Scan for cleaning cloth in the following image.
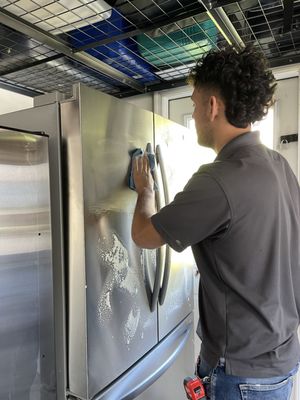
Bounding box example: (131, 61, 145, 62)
(128, 148, 156, 191)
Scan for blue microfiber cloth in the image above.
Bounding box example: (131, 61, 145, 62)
(128, 148, 156, 191)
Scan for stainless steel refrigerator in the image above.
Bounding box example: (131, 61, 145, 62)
(0, 127, 56, 399)
(0, 84, 196, 400)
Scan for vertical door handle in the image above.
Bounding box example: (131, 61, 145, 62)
(145, 143, 165, 312)
(155, 144, 171, 306)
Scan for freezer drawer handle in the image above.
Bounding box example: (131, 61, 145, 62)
(92, 315, 193, 400)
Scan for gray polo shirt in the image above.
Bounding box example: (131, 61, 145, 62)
(151, 131, 300, 378)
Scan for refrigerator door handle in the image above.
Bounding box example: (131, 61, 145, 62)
(156, 144, 171, 306)
(159, 245, 171, 306)
(146, 143, 165, 312)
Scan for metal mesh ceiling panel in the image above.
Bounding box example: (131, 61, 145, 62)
(0, 23, 58, 73)
(0, 0, 299, 97)
(1, 0, 204, 34)
(223, 0, 300, 65)
(65, 12, 219, 82)
(0, 55, 127, 95)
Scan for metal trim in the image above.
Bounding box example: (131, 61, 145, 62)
(0, 80, 42, 96)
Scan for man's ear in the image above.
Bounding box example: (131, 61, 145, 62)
(208, 95, 219, 122)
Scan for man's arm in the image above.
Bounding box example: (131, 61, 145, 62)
(131, 153, 165, 249)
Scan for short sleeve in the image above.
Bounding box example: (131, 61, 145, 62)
(151, 171, 231, 252)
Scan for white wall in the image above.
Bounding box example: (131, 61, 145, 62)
(0, 88, 33, 114)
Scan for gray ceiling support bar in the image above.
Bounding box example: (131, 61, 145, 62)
(0, 54, 64, 77)
(283, 0, 294, 33)
(0, 8, 145, 93)
(0, 80, 43, 96)
(198, 1, 245, 50)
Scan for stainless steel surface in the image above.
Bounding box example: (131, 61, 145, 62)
(0, 103, 67, 400)
(62, 85, 158, 399)
(61, 97, 88, 398)
(0, 128, 55, 399)
(154, 114, 194, 341)
(135, 314, 195, 400)
(94, 314, 193, 400)
(0, 85, 196, 400)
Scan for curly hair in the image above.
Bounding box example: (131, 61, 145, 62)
(188, 45, 277, 128)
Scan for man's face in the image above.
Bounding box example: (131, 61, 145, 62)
(191, 87, 214, 149)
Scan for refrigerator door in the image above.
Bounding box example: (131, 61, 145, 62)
(61, 85, 158, 399)
(0, 102, 67, 400)
(154, 115, 195, 340)
(0, 128, 56, 399)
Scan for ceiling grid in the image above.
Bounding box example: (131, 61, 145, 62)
(0, 0, 299, 97)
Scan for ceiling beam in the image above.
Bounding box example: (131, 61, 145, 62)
(283, 0, 294, 33)
(268, 53, 300, 68)
(0, 54, 64, 77)
(0, 80, 43, 96)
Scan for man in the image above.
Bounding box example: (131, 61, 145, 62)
(131, 45, 300, 399)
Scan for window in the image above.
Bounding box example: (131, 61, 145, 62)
(183, 114, 216, 166)
(184, 107, 274, 155)
(252, 108, 274, 149)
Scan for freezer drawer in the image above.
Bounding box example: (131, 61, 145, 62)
(94, 313, 194, 400)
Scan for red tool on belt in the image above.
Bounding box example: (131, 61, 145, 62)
(183, 376, 207, 400)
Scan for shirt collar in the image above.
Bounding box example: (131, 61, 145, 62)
(215, 131, 261, 161)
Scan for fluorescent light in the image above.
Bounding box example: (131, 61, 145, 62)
(198, 1, 245, 49)
(207, 10, 233, 46)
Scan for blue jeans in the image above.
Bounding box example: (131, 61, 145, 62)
(196, 357, 299, 400)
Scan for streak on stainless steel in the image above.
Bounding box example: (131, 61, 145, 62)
(124, 308, 141, 345)
(97, 232, 140, 326)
